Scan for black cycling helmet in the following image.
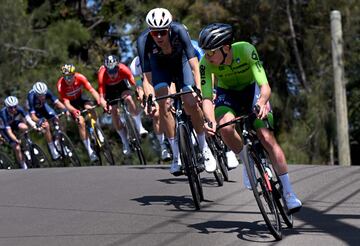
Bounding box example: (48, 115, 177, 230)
(198, 23, 233, 50)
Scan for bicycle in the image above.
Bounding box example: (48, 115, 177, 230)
(20, 129, 51, 168)
(217, 107, 293, 240)
(80, 106, 115, 166)
(108, 98, 146, 165)
(52, 112, 81, 167)
(148, 86, 205, 210)
(206, 132, 228, 185)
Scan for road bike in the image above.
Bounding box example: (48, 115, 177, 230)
(20, 129, 50, 168)
(217, 108, 293, 240)
(148, 86, 205, 210)
(109, 98, 146, 165)
(80, 106, 115, 166)
(52, 112, 81, 167)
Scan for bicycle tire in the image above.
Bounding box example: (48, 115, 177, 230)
(57, 132, 81, 167)
(207, 136, 224, 186)
(214, 137, 229, 181)
(243, 144, 282, 240)
(0, 152, 13, 169)
(124, 113, 146, 165)
(94, 125, 115, 166)
(272, 170, 294, 228)
(30, 143, 50, 168)
(213, 167, 224, 186)
(178, 124, 203, 210)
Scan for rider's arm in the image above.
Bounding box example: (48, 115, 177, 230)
(247, 43, 271, 118)
(63, 99, 79, 115)
(6, 128, 19, 143)
(120, 64, 136, 87)
(142, 72, 155, 97)
(79, 73, 106, 108)
(97, 66, 106, 98)
(188, 57, 201, 89)
(30, 112, 40, 123)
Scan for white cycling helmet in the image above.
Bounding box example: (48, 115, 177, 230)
(146, 8, 172, 29)
(4, 96, 19, 107)
(104, 55, 119, 70)
(33, 81, 48, 95)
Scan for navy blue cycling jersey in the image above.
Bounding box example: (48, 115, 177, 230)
(136, 22, 197, 73)
(0, 106, 28, 129)
(27, 89, 58, 114)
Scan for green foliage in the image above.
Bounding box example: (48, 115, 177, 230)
(0, 0, 359, 165)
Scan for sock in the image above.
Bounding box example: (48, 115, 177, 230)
(82, 138, 93, 156)
(168, 137, 179, 161)
(117, 129, 128, 146)
(279, 173, 294, 195)
(47, 142, 59, 156)
(156, 134, 165, 145)
(197, 132, 208, 150)
(132, 113, 143, 131)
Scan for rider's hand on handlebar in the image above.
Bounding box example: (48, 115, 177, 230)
(104, 103, 112, 114)
(255, 103, 269, 120)
(71, 109, 81, 119)
(204, 120, 217, 136)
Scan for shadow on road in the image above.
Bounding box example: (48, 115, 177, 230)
(131, 195, 198, 210)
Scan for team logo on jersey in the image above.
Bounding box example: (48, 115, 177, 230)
(200, 65, 206, 78)
(251, 50, 259, 61)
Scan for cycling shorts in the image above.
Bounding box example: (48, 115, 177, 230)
(69, 94, 93, 110)
(214, 83, 274, 129)
(105, 81, 131, 106)
(34, 104, 57, 120)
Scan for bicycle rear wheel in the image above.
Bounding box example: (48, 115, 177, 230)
(30, 143, 50, 168)
(178, 124, 203, 210)
(243, 144, 282, 240)
(95, 125, 115, 166)
(125, 113, 146, 165)
(57, 132, 81, 167)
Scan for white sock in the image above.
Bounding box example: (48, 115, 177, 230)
(117, 129, 128, 146)
(82, 138, 93, 156)
(48, 142, 58, 156)
(197, 132, 207, 150)
(132, 113, 143, 131)
(279, 173, 294, 195)
(168, 137, 179, 161)
(156, 134, 165, 145)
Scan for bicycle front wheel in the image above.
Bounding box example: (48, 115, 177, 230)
(125, 113, 146, 165)
(57, 132, 81, 167)
(30, 143, 50, 168)
(178, 124, 203, 210)
(95, 125, 115, 166)
(243, 144, 282, 240)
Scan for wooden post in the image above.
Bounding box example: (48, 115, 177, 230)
(330, 10, 351, 166)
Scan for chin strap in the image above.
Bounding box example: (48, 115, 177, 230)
(219, 47, 228, 65)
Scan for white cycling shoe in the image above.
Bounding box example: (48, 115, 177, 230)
(160, 144, 172, 161)
(170, 158, 182, 176)
(284, 192, 302, 214)
(226, 151, 239, 169)
(202, 146, 216, 173)
(138, 126, 148, 138)
(122, 144, 131, 156)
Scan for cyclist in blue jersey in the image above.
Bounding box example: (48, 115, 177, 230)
(27, 81, 69, 160)
(0, 96, 39, 169)
(137, 8, 216, 175)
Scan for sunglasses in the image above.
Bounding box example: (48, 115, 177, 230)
(150, 29, 169, 37)
(205, 47, 222, 57)
(64, 75, 74, 81)
(8, 106, 17, 110)
(107, 68, 118, 76)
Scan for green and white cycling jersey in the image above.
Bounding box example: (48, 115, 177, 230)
(200, 41, 268, 99)
(200, 41, 273, 129)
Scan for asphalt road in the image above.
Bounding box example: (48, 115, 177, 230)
(0, 164, 359, 246)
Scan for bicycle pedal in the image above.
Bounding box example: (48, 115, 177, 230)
(196, 163, 205, 173)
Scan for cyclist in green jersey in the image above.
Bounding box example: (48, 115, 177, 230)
(198, 23, 301, 213)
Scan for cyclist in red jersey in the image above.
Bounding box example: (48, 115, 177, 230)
(98, 55, 148, 156)
(57, 64, 107, 162)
